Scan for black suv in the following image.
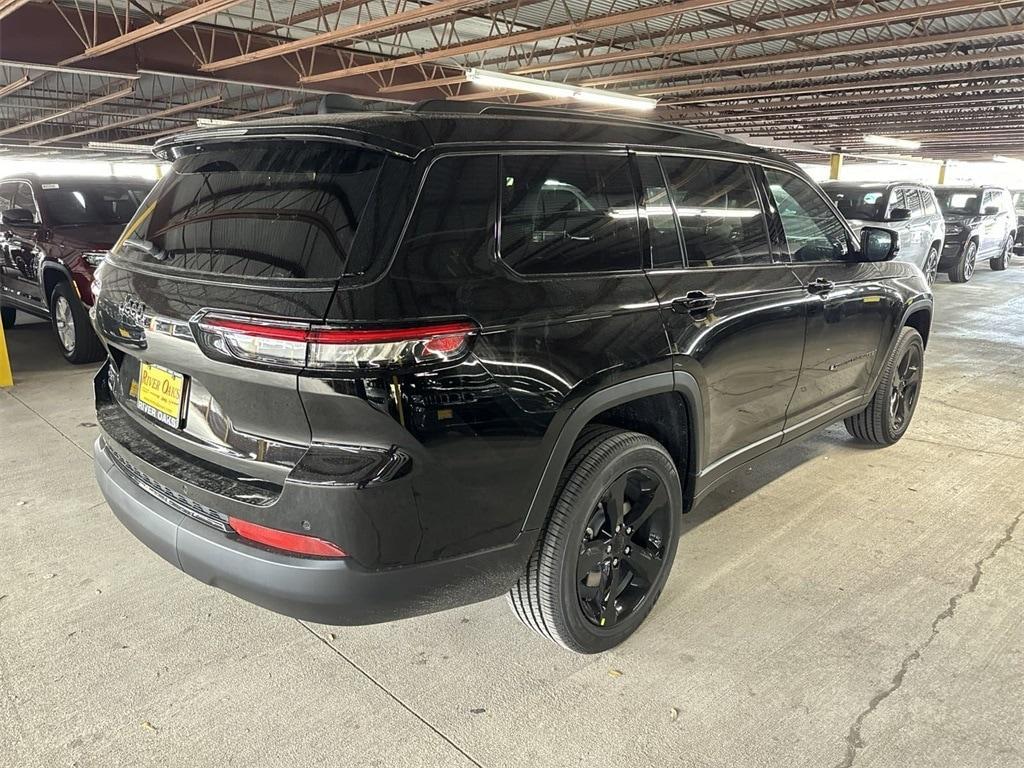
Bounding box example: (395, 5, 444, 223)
(0, 175, 152, 362)
(91, 104, 931, 653)
(933, 185, 1017, 282)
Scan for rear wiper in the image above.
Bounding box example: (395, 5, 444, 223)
(123, 236, 166, 260)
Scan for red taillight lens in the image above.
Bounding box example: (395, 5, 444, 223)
(194, 314, 477, 372)
(228, 516, 347, 558)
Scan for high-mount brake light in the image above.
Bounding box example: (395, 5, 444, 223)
(227, 516, 347, 558)
(194, 314, 477, 371)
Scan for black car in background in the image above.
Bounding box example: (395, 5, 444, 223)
(91, 103, 932, 653)
(1012, 191, 1024, 255)
(0, 175, 153, 362)
(932, 185, 1016, 282)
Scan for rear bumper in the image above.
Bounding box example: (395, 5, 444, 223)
(95, 436, 533, 625)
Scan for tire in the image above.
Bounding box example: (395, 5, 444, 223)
(508, 427, 682, 653)
(49, 281, 105, 365)
(1, 305, 14, 329)
(989, 237, 1013, 271)
(844, 327, 924, 446)
(923, 245, 940, 285)
(947, 240, 977, 283)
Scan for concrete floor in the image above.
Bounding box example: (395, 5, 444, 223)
(2, 265, 1023, 768)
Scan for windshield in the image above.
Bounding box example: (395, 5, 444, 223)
(110, 140, 387, 281)
(825, 187, 887, 221)
(41, 183, 151, 227)
(935, 189, 981, 216)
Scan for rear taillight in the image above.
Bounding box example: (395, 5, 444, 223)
(228, 516, 347, 558)
(193, 313, 477, 372)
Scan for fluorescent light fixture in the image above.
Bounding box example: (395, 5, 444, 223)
(993, 154, 1024, 163)
(87, 141, 153, 154)
(196, 117, 238, 127)
(863, 134, 922, 150)
(465, 68, 657, 111)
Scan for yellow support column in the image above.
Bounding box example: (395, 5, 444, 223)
(829, 153, 844, 180)
(938, 161, 948, 185)
(0, 319, 12, 388)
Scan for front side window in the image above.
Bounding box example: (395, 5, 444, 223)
(111, 140, 386, 280)
(765, 169, 851, 263)
(826, 187, 886, 222)
(13, 183, 37, 219)
(935, 189, 981, 216)
(500, 153, 640, 275)
(0, 182, 16, 212)
(660, 156, 770, 268)
(921, 190, 938, 216)
(40, 183, 150, 227)
(982, 189, 999, 212)
(903, 188, 923, 216)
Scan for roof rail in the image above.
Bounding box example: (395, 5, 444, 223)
(410, 99, 727, 141)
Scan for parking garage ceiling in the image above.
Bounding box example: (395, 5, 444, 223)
(0, 0, 1022, 161)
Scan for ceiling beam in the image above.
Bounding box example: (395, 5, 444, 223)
(511, 0, 1023, 76)
(201, 0, 492, 72)
(0, 85, 134, 138)
(299, 0, 739, 84)
(30, 95, 224, 146)
(61, 0, 246, 65)
(578, 23, 1024, 88)
(0, 75, 32, 100)
(0, 0, 30, 22)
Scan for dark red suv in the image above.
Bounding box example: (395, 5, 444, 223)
(0, 175, 152, 363)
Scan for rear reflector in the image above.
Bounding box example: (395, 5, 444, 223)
(228, 516, 347, 558)
(194, 314, 477, 372)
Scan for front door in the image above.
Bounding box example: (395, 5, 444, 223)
(762, 167, 897, 433)
(636, 153, 807, 478)
(0, 182, 44, 310)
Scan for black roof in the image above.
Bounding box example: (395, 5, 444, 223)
(155, 100, 783, 163)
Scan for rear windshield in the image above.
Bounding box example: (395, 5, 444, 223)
(935, 189, 981, 216)
(825, 187, 887, 221)
(41, 183, 151, 227)
(111, 140, 386, 281)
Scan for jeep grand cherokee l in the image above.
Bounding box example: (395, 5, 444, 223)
(91, 103, 931, 653)
(933, 185, 1016, 282)
(0, 175, 152, 362)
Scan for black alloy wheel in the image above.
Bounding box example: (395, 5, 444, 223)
(949, 241, 977, 283)
(576, 467, 674, 629)
(889, 343, 922, 432)
(844, 326, 925, 445)
(508, 427, 681, 653)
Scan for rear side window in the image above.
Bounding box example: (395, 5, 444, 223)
(659, 156, 771, 268)
(40, 183, 150, 227)
(111, 140, 385, 281)
(500, 153, 640, 274)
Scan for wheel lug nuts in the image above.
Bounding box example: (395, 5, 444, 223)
(606, 544, 613, 554)
(625, 527, 632, 535)
(612, 558, 619, 566)
(615, 524, 621, 533)
(624, 546, 631, 555)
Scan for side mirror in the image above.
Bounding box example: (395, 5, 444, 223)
(888, 207, 911, 222)
(859, 226, 899, 262)
(1, 208, 35, 227)
(983, 205, 1000, 216)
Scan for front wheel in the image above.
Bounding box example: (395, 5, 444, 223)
(948, 241, 977, 283)
(990, 236, 1013, 271)
(844, 327, 924, 446)
(923, 245, 940, 285)
(508, 428, 682, 653)
(49, 282, 105, 364)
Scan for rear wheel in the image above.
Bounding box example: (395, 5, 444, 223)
(923, 245, 940, 285)
(49, 282, 104, 365)
(948, 240, 977, 283)
(989, 236, 1013, 271)
(844, 327, 924, 446)
(1, 305, 14, 329)
(508, 427, 681, 653)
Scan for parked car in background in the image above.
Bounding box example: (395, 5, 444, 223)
(932, 185, 1016, 282)
(0, 175, 153, 363)
(1012, 190, 1024, 256)
(91, 104, 932, 653)
(822, 181, 944, 284)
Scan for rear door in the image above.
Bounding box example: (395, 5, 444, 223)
(762, 167, 896, 433)
(636, 153, 807, 477)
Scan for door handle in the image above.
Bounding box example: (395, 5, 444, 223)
(806, 278, 835, 295)
(672, 291, 717, 317)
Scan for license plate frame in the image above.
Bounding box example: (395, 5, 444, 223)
(136, 362, 188, 429)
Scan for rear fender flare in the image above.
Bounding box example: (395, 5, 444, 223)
(521, 371, 703, 532)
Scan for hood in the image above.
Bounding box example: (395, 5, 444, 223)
(49, 222, 126, 250)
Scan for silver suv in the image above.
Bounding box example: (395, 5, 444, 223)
(823, 182, 945, 284)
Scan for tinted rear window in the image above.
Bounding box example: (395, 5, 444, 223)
(111, 140, 386, 281)
(826, 187, 887, 221)
(41, 183, 151, 227)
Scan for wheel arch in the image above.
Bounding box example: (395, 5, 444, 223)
(904, 304, 932, 348)
(521, 372, 703, 532)
(39, 262, 74, 305)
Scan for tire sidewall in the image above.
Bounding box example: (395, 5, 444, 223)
(548, 441, 681, 652)
(49, 282, 93, 363)
(878, 329, 925, 442)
